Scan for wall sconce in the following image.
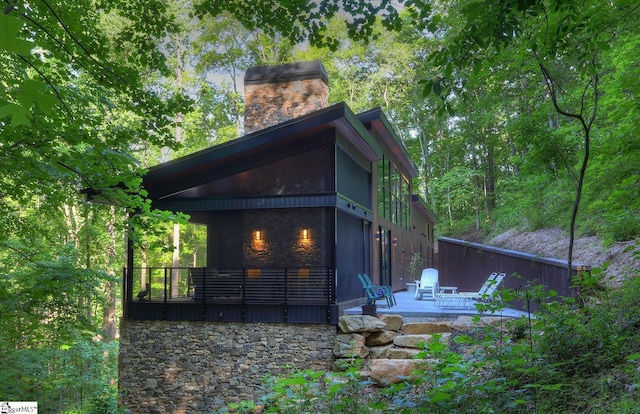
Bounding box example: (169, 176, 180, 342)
(254, 230, 263, 241)
(375, 231, 380, 241)
(393, 237, 398, 247)
(302, 229, 309, 240)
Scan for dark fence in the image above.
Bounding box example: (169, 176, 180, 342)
(123, 266, 337, 324)
(436, 237, 591, 311)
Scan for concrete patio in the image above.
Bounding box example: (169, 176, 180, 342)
(344, 289, 531, 319)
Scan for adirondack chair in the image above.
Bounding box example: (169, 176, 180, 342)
(414, 268, 439, 300)
(358, 273, 396, 307)
(435, 272, 507, 308)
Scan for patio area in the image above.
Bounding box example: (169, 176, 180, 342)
(344, 289, 531, 319)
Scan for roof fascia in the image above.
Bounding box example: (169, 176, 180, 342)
(358, 107, 418, 178)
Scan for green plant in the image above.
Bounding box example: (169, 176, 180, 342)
(218, 268, 640, 413)
(406, 252, 424, 282)
(251, 367, 377, 413)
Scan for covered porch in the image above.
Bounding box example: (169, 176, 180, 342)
(124, 266, 338, 323)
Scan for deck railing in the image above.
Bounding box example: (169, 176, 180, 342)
(123, 266, 337, 323)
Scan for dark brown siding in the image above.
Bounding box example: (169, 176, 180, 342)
(437, 237, 588, 310)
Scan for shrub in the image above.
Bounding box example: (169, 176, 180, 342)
(221, 267, 640, 413)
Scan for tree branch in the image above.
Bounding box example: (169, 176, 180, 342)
(17, 55, 73, 119)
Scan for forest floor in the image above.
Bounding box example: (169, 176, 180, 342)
(472, 227, 640, 287)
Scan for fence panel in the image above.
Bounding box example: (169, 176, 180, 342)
(437, 237, 590, 310)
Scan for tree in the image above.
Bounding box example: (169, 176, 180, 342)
(421, 0, 640, 276)
(0, 1, 188, 410)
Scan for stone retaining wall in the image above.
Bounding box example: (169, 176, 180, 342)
(335, 314, 515, 386)
(118, 315, 515, 413)
(118, 320, 336, 413)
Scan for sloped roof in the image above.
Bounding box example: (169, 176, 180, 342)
(412, 194, 439, 225)
(358, 107, 419, 179)
(143, 102, 381, 200)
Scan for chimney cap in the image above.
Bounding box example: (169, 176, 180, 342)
(244, 60, 328, 86)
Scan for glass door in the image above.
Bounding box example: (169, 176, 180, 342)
(379, 227, 391, 287)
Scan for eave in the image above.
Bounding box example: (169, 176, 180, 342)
(412, 194, 439, 225)
(143, 102, 381, 200)
(357, 107, 419, 178)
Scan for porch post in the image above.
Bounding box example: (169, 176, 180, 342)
(124, 220, 134, 319)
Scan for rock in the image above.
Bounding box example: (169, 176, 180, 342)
(338, 315, 386, 333)
(334, 333, 368, 358)
(393, 333, 451, 349)
(452, 315, 511, 331)
(481, 317, 510, 330)
(452, 316, 480, 331)
(368, 344, 393, 359)
(144, 378, 158, 389)
(385, 347, 422, 359)
(369, 359, 421, 385)
(366, 330, 396, 346)
(402, 321, 452, 334)
(378, 314, 404, 331)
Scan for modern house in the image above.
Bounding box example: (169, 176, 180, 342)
(115, 61, 437, 412)
(123, 60, 437, 324)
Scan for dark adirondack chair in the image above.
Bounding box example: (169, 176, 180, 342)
(357, 273, 396, 307)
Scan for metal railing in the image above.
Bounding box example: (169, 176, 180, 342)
(123, 266, 336, 323)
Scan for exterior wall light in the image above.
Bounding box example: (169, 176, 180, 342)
(302, 229, 309, 240)
(254, 230, 262, 241)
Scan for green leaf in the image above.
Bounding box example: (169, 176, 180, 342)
(473, 60, 483, 75)
(462, 1, 485, 22)
(0, 103, 32, 127)
(431, 390, 452, 402)
(0, 13, 33, 54)
(444, 62, 453, 78)
(433, 80, 442, 96)
(626, 352, 640, 362)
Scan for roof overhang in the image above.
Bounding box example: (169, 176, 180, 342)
(358, 107, 419, 178)
(412, 194, 439, 225)
(143, 102, 381, 200)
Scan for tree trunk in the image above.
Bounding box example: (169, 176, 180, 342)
(538, 62, 598, 282)
(103, 206, 118, 341)
(171, 223, 180, 298)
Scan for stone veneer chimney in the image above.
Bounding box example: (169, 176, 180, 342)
(243, 60, 329, 134)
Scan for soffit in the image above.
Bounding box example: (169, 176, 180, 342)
(144, 103, 381, 200)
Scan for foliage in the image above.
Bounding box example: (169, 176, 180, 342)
(406, 252, 424, 282)
(2, 0, 640, 411)
(232, 367, 379, 414)
(225, 270, 640, 413)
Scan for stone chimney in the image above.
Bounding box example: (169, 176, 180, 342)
(244, 60, 329, 134)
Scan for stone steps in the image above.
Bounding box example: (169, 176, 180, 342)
(335, 314, 516, 385)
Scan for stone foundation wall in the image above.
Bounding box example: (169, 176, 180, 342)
(118, 320, 336, 413)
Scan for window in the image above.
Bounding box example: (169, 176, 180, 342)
(378, 158, 389, 220)
(402, 177, 410, 229)
(378, 157, 410, 228)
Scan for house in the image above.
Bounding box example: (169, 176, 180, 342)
(115, 61, 437, 411)
(121, 60, 437, 325)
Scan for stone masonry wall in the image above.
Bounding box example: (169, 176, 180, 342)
(118, 320, 336, 413)
(244, 78, 329, 134)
